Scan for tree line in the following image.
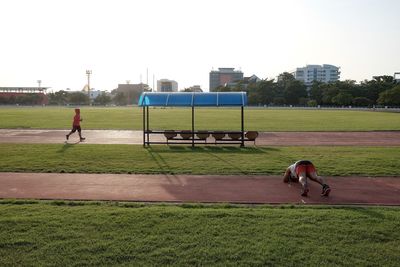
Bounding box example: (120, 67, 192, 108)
(47, 90, 140, 106)
(214, 73, 400, 107)
(47, 91, 113, 106)
(1, 73, 399, 106)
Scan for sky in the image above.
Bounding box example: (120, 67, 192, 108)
(0, 0, 399, 92)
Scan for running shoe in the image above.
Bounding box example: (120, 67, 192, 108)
(301, 187, 309, 197)
(321, 185, 331, 197)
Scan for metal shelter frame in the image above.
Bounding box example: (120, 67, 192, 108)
(138, 92, 248, 147)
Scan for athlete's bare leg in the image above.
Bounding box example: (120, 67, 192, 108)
(298, 171, 309, 196)
(308, 170, 331, 196)
(307, 171, 325, 186)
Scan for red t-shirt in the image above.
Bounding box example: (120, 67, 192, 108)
(73, 114, 81, 126)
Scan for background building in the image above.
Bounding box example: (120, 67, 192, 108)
(291, 64, 340, 86)
(157, 79, 178, 92)
(82, 85, 109, 101)
(395, 72, 400, 84)
(182, 85, 203, 92)
(209, 68, 244, 91)
(111, 83, 149, 104)
(225, 75, 261, 89)
(0, 87, 49, 105)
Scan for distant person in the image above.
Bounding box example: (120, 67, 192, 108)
(66, 108, 85, 142)
(283, 160, 331, 197)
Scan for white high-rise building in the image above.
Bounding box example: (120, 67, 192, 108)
(291, 64, 340, 86)
(157, 79, 178, 92)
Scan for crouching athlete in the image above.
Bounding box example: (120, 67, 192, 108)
(283, 160, 331, 197)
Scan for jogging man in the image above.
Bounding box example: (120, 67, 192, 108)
(283, 160, 331, 197)
(66, 108, 85, 142)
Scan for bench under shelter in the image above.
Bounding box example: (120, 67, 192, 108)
(138, 91, 258, 147)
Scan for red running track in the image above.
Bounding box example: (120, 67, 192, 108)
(0, 173, 399, 205)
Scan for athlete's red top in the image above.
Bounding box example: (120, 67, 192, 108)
(73, 109, 81, 126)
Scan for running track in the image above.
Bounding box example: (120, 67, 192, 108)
(1, 129, 399, 205)
(0, 173, 399, 205)
(1, 129, 400, 146)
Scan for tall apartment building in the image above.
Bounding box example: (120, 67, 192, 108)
(291, 64, 340, 86)
(209, 68, 244, 91)
(157, 79, 178, 92)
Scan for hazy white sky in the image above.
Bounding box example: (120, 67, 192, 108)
(0, 0, 399, 91)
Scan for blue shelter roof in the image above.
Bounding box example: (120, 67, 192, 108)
(138, 92, 247, 107)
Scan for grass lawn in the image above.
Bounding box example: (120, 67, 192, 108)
(0, 144, 399, 176)
(0, 201, 399, 266)
(1, 106, 400, 131)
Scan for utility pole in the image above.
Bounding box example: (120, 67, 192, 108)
(86, 70, 92, 102)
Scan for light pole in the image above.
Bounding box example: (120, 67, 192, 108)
(86, 70, 92, 103)
(37, 80, 42, 92)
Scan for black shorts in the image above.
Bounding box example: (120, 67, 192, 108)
(71, 125, 81, 133)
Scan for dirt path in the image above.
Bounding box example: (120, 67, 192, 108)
(0, 173, 399, 205)
(1, 129, 400, 146)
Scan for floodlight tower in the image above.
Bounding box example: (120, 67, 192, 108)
(37, 80, 42, 93)
(86, 70, 92, 98)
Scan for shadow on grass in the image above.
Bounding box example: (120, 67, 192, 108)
(203, 149, 248, 174)
(146, 147, 173, 174)
(57, 142, 79, 153)
(144, 146, 256, 175)
(150, 145, 279, 154)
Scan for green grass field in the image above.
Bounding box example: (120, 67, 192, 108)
(0, 201, 399, 266)
(0, 144, 399, 176)
(2, 107, 400, 266)
(1, 106, 400, 131)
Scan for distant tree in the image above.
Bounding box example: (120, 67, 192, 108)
(277, 72, 296, 87)
(361, 76, 395, 104)
(307, 100, 318, 107)
(68, 92, 90, 105)
(113, 92, 128, 106)
(332, 92, 353, 106)
(93, 93, 112, 106)
(272, 97, 286, 105)
(247, 79, 276, 105)
(298, 97, 309, 106)
(377, 85, 400, 106)
(48, 90, 69, 105)
(352, 97, 373, 107)
(321, 86, 340, 105)
(283, 80, 307, 105)
(213, 86, 231, 92)
(372, 75, 394, 83)
(309, 81, 324, 104)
